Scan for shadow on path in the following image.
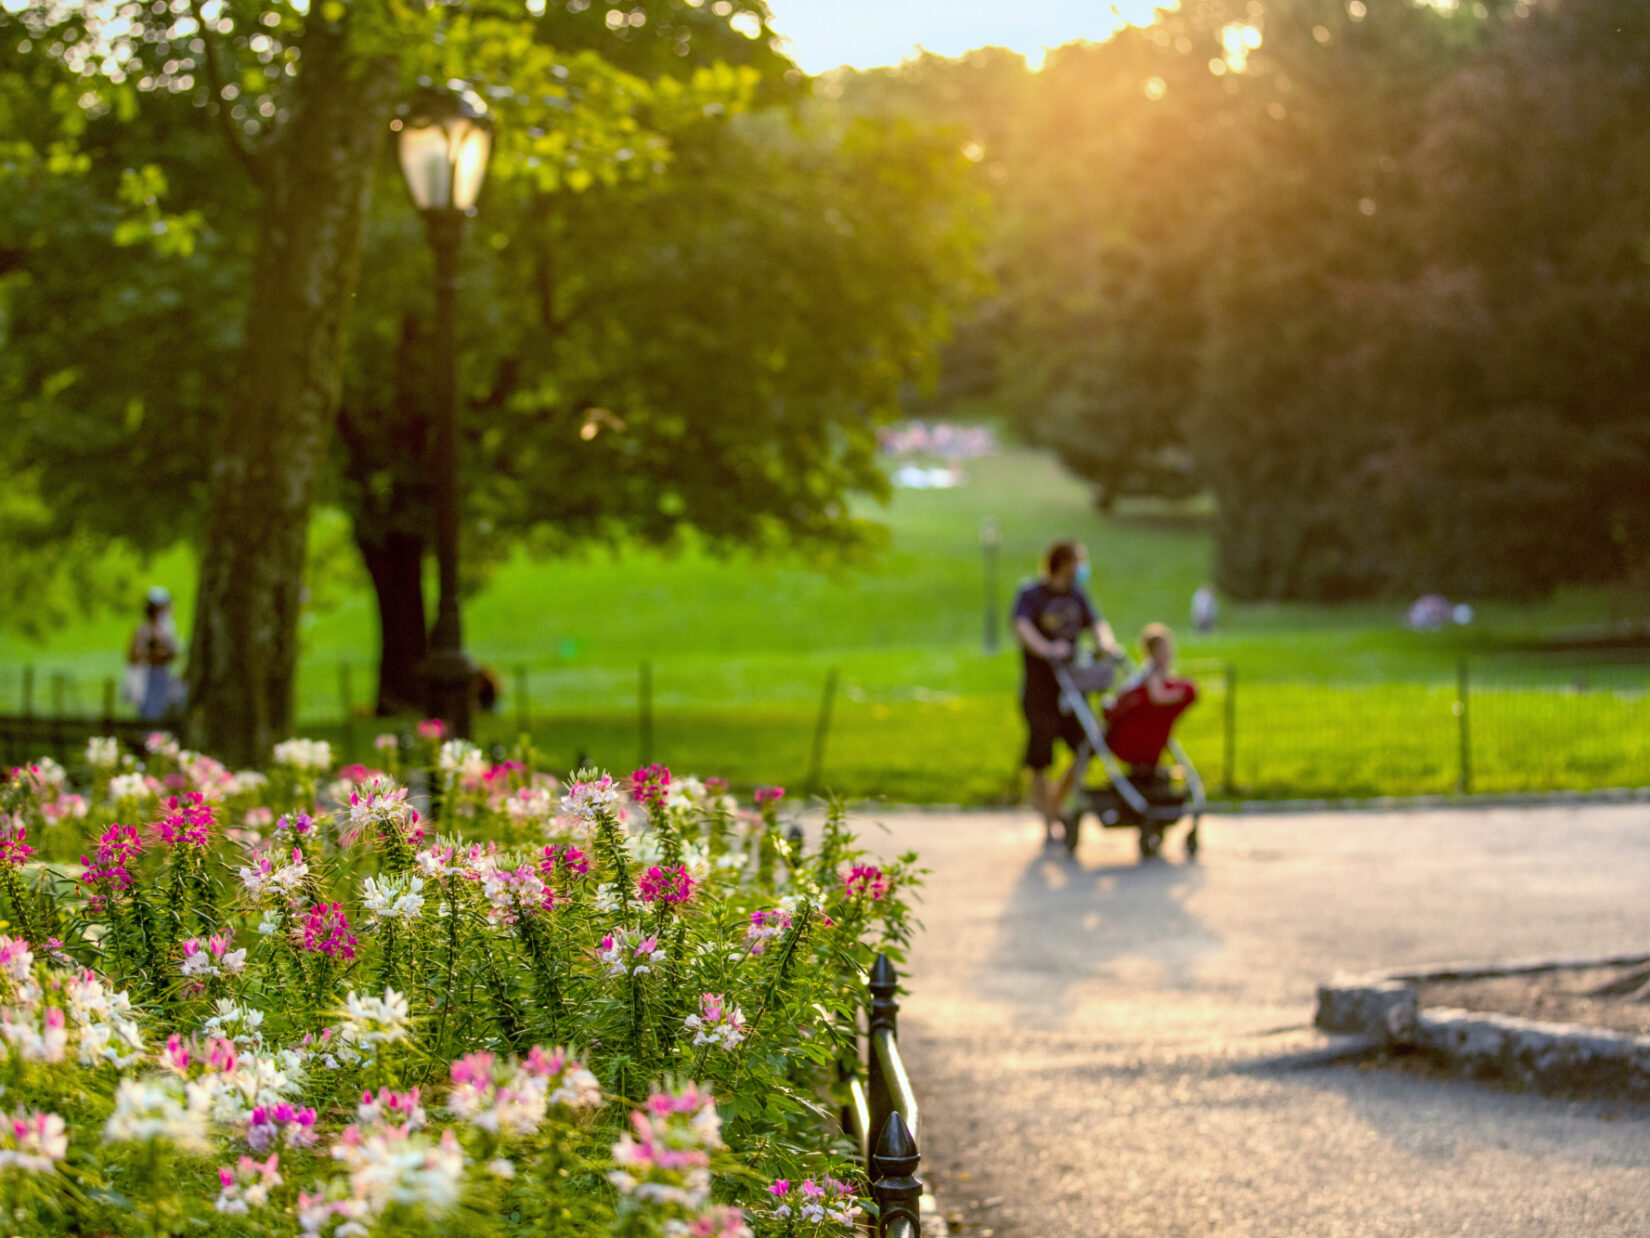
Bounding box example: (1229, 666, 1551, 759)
(978, 848, 1224, 1026)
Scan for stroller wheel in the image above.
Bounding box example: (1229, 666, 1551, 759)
(1185, 824, 1201, 859)
(1138, 827, 1162, 860)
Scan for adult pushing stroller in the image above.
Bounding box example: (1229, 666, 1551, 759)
(1052, 657, 1206, 860)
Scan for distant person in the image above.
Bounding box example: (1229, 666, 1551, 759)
(1012, 539, 1124, 847)
(127, 587, 179, 720)
(1191, 584, 1219, 634)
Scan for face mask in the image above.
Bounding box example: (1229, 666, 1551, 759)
(1075, 562, 1092, 586)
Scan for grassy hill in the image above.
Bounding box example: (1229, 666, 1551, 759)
(3, 445, 1644, 803)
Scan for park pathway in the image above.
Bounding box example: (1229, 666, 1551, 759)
(872, 803, 1650, 1237)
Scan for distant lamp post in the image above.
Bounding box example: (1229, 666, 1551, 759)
(980, 516, 1002, 652)
(394, 86, 492, 738)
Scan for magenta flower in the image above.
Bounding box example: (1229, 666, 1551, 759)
(154, 792, 215, 848)
(299, 903, 357, 962)
(539, 843, 590, 880)
(416, 719, 447, 742)
(0, 821, 35, 868)
(629, 764, 672, 810)
(637, 863, 694, 905)
(754, 786, 785, 805)
(704, 777, 729, 793)
(842, 864, 890, 901)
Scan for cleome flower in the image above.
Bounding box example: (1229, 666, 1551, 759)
(0, 818, 35, 868)
(300, 904, 358, 962)
(768, 1176, 861, 1228)
(609, 1083, 723, 1211)
(180, 932, 247, 981)
(0, 1108, 68, 1174)
(153, 792, 215, 848)
(561, 774, 620, 825)
(272, 738, 334, 773)
(683, 994, 745, 1051)
(103, 1075, 215, 1153)
(359, 874, 426, 925)
(630, 764, 672, 811)
(840, 864, 891, 901)
(357, 1087, 426, 1132)
(214, 1152, 283, 1214)
(338, 989, 412, 1054)
(246, 1102, 319, 1153)
(329, 1124, 467, 1220)
(84, 735, 122, 769)
(599, 927, 666, 978)
(240, 847, 312, 901)
(638, 864, 694, 906)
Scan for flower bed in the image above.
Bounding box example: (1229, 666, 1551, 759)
(0, 729, 920, 1237)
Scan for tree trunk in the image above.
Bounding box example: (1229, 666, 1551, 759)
(359, 529, 428, 716)
(184, 28, 400, 767)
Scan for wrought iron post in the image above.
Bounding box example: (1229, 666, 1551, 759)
(867, 951, 900, 1179)
(872, 1111, 923, 1237)
(1456, 656, 1472, 796)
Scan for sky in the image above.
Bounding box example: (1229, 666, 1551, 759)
(765, 1, 1171, 73)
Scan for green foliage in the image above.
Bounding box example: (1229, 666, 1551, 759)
(860, 0, 1650, 600)
(0, 740, 918, 1235)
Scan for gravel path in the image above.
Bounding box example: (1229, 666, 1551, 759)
(869, 803, 1650, 1237)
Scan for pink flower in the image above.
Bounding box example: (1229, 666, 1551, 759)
(154, 792, 215, 847)
(299, 903, 357, 961)
(754, 785, 785, 805)
(539, 843, 590, 880)
(373, 733, 400, 752)
(743, 909, 792, 955)
(629, 764, 672, 810)
(0, 820, 35, 868)
(416, 719, 447, 742)
(841, 864, 890, 901)
(246, 1102, 318, 1152)
(704, 777, 729, 793)
(637, 863, 694, 905)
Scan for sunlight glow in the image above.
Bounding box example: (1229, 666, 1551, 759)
(767, 0, 1180, 74)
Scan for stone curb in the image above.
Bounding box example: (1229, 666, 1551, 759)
(1315, 953, 1650, 1097)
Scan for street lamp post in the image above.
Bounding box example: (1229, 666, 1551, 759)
(395, 86, 493, 738)
(980, 516, 1002, 652)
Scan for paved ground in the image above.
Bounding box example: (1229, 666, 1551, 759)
(872, 803, 1650, 1237)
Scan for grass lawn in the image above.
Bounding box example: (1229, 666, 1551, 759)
(3, 444, 1646, 803)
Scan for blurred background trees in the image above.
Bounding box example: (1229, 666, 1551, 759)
(2, 0, 1647, 747)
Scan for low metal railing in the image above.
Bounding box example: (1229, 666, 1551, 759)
(845, 952, 925, 1238)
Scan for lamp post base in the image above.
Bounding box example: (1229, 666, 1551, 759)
(421, 647, 475, 741)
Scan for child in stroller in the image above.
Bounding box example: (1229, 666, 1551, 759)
(1054, 622, 1205, 859)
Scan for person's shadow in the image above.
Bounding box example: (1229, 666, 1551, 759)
(979, 842, 1223, 1028)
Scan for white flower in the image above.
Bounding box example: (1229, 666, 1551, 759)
(549, 1065, 603, 1109)
(360, 875, 425, 925)
(102, 1076, 214, 1153)
(200, 999, 265, 1049)
(332, 1127, 466, 1218)
(0, 1109, 68, 1174)
(339, 989, 412, 1052)
(560, 775, 620, 824)
(593, 883, 620, 914)
(272, 738, 333, 773)
(437, 739, 487, 777)
(625, 831, 664, 867)
(257, 910, 282, 937)
(85, 736, 121, 769)
(107, 772, 153, 803)
(231, 770, 269, 795)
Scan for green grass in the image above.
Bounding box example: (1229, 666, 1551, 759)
(3, 445, 1647, 803)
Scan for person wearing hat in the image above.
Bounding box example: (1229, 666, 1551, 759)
(127, 587, 180, 720)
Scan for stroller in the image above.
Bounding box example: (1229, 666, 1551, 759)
(1052, 657, 1206, 860)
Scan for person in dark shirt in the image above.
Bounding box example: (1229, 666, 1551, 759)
(1012, 539, 1123, 846)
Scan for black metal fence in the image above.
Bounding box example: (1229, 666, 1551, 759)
(3, 652, 1648, 803)
(847, 952, 927, 1238)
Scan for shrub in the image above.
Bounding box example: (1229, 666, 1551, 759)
(0, 731, 921, 1237)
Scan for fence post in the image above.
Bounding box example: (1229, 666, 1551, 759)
(804, 667, 839, 794)
(102, 678, 117, 735)
(21, 666, 34, 718)
(514, 665, 530, 736)
(638, 661, 654, 767)
(872, 1112, 923, 1238)
(866, 952, 899, 1183)
(1456, 657, 1472, 796)
(1222, 663, 1236, 797)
